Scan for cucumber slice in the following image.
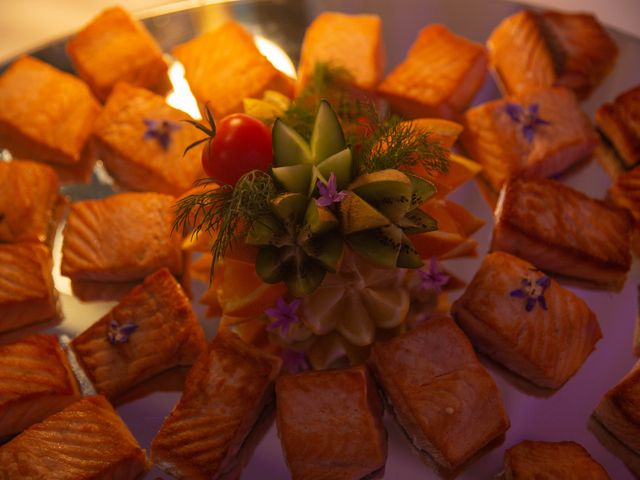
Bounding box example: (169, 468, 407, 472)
(272, 164, 313, 194)
(310, 100, 346, 164)
(316, 148, 353, 190)
(273, 119, 311, 166)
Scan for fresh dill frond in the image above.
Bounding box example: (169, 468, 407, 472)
(174, 170, 277, 274)
(352, 102, 450, 175)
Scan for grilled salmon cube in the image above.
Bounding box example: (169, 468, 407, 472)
(491, 176, 632, 289)
(594, 360, 640, 457)
(451, 252, 602, 389)
(0, 334, 80, 438)
(151, 329, 281, 480)
(276, 364, 387, 480)
(500, 440, 611, 479)
(173, 20, 294, 120)
(61, 192, 182, 286)
(610, 165, 640, 256)
(71, 268, 205, 399)
(0, 56, 100, 166)
(0, 160, 64, 244)
(596, 84, 640, 170)
(369, 316, 509, 471)
(378, 24, 487, 120)
(91, 82, 205, 196)
(488, 10, 618, 100)
(461, 86, 597, 194)
(0, 243, 58, 334)
(297, 12, 384, 94)
(67, 6, 168, 102)
(0, 395, 149, 479)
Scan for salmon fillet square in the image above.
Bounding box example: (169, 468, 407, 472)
(0, 56, 100, 166)
(491, 176, 632, 288)
(378, 24, 487, 120)
(67, 6, 168, 102)
(0, 243, 58, 334)
(487, 10, 618, 100)
(91, 82, 204, 195)
(71, 268, 205, 399)
(0, 334, 80, 438)
(593, 359, 640, 456)
(297, 12, 384, 94)
(451, 252, 602, 389)
(610, 165, 640, 256)
(61, 191, 182, 285)
(172, 20, 294, 120)
(151, 330, 281, 480)
(0, 395, 149, 479)
(276, 364, 387, 480)
(461, 86, 597, 193)
(0, 160, 64, 244)
(596, 84, 640, 170)
(369, 316, 509, 471)
(501, 440, 611, 479)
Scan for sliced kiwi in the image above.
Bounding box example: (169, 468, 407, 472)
(284, 259, 326, 297)
(399, 208, 438, 235)
(304, 201, 339, 236)
(272, 164, 313, 194)
(270, 193, 309, 229)
(347, 225, 403, 269)
(303, 234, 344, 272)
(349, 170, 413, 222)
(255, 245, 286, 283)
(272, 119, 311, 166)
(310, 100, 346, 164)
(396, 234, 423, 268)
(408, 174, 437, 207)
(340, 193, 391, 234)
(316, 148, 353, 190)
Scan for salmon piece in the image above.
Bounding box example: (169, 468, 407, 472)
(461, 86, 597, 194)
(0, 243, 58, 334)
(610, 165, 640, 256)
(173, 21, 294, 120)
(276, 364, 387, 480)
(597, 85, 640, 170)
(0, 334, 80, 438)
(71, 268, 205, 399)
(297, 12, 384, 94)
(369, 316, 509, 471)
(0, 56, 100, 166)
(500, 440, 611, 479)
(451, 252, 602, 389)
(0, 395, 149, 479)
(488, 10, 618, 100)
(593, 359, 640, 457)
(491, 176, 632, 289)
(91, 83, 205, 196)
(0, 160, 64, 244)
(378, 24, 487, 120)
(67, 6, 168, 102)
(61, 192, 182, 285)
(151, 330, 281, 480)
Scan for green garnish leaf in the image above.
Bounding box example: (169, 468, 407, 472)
(182, 103, 217, 156)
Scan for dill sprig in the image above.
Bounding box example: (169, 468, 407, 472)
(174, 171, 277, 272)
(351, 100, 450, 175)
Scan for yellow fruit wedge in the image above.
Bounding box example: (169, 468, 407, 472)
(409, 118, 464, 148)
(410, 230, 479, 259)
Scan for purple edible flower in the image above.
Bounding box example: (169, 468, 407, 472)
(282, 350, 310, 373)
(266, 297, 302, 335)
(418, 257, 450, 294)
(107, 320, 138, 344)
(510, 274, 551, 312)
(316, 172, 349, 208)
(505, 103, 550, 143)
(143, 118, 181, 151)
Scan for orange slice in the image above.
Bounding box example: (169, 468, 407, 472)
(409, 118, 464, 148)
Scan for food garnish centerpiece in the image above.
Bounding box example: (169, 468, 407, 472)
(176, 65, 461, 369)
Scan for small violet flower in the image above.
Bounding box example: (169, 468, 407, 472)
(418, 257, 450, 294)
(266, 297, 302, 335)
(282, 350, 310, 374)
(510, 274, 551, 312)
(505, 103, 550, 143)
(316, 172, 349, 208)
(143, 118, 181, 151)
(107, 320, 138, 345)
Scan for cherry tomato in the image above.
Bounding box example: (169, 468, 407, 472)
(202, 113, 272, 185)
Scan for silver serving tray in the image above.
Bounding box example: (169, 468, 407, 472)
(2, 0, 640, 478)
